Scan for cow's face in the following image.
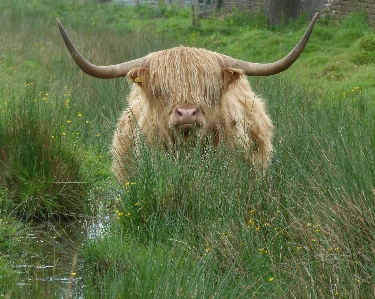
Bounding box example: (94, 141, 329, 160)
(127, 48, 242, 143)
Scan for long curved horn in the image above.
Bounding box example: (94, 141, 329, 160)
(224, 12, 319, 76)
(56, 19, 149, 79)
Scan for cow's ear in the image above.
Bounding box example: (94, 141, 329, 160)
(222, 68, 243, 88)
(128, 67, 150, 86)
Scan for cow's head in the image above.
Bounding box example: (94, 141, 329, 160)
(125, 47, 244, 143)
(56, 13, 318, 144)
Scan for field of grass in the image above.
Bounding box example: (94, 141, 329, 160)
(0, 0, 374, 298)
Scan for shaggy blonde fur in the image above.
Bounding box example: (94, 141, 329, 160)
(112, 46, 273, 182)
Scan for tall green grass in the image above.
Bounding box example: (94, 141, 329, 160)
(81, 76, 373, 298)
(0, 82, 92, 219)
(1, 0, 374, 297)
(0, 216, 31, 296)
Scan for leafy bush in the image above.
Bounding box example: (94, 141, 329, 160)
(357, 34, 375, 52)
(351, 35, 375, 65)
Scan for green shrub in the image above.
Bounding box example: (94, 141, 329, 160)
(357, 34, 375, 52)
(351, 35, 375, 65)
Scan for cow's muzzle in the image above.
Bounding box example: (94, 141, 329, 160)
(173, 105, 200, 127)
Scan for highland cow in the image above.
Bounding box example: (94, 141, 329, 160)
(57, 13, 318, 182)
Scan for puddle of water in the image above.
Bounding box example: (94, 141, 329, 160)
(15, 215, 110, 298)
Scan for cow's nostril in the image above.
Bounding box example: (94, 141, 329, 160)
(174, 106, 200, 125)
(175, 107, 199, 117)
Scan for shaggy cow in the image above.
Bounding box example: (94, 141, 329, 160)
(57, 13, 318, 182)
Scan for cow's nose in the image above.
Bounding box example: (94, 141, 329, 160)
(175, 106, 199, 124)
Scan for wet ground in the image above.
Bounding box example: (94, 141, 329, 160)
(15, 216, 108, 298)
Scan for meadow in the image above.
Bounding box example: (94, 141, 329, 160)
(0, 0, 374, 298)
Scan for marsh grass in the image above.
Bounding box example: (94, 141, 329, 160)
(0, 0, 171, 219)
(0, 216, 30, 295)
(0, 81, 91, 219)
(1, 0, 375, 297)
(98, 76, 373, 297)
(84, 77, 374, 298)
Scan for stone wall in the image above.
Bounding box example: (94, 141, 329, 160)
(222, 0, 375, 25)
(327, 0, 375, 25)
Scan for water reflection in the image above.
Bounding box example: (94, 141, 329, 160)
(16, 215, 109, 298)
